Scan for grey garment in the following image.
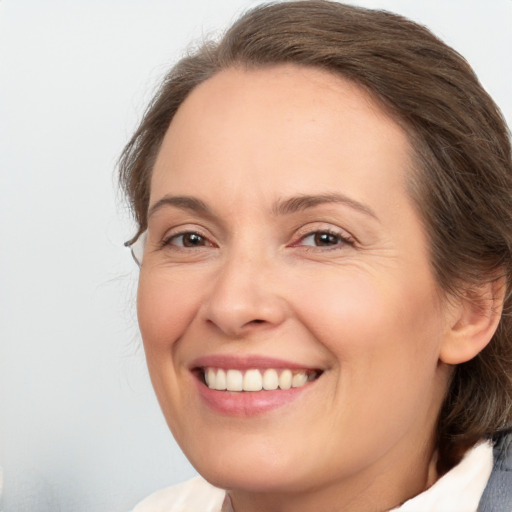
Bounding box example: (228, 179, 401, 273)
(477, 432, 512, 511)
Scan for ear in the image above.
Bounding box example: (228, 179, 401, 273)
(439, 277, 506, 365)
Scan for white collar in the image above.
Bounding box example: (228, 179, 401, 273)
(391, 440, 493, 512)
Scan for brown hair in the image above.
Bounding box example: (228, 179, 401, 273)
(119, 0, 512, 470)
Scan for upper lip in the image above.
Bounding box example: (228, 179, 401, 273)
(189, 354, 321, 371)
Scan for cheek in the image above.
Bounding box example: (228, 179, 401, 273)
(137, 271, 199, 352)
(136, 271, 202, 436)
(301, 272, 447, 435)
(295, 268, 444, 370)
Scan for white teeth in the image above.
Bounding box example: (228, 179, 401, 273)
(243, 369, 263, 391)
(214, 369, 227, 390)
(206, 368, 216, 388)
(292, 372, 308, 388)
(204, 368, 315, 392)
(279, 369, 292, 390)
(226, 369, 243, 391)
(262, 369, 279, 390)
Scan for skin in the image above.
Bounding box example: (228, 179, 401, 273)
(137, 65, 462, 512)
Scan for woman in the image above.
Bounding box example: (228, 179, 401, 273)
(120, 1, 512, 510)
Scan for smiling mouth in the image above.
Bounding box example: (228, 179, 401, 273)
(200, 367, 322, 392)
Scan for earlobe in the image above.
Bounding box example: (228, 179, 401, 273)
(439, 278, 506, 365)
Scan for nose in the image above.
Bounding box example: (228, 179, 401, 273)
(201, 248, 288, 338)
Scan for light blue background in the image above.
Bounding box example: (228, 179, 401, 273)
(0, 1, 511, 511)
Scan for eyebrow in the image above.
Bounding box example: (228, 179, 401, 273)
(148, 195, 212, 219)
(148, 192, 378, 221)
(272, 193, 378, 220)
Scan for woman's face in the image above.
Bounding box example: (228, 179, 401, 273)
(137, 65, 454, 503)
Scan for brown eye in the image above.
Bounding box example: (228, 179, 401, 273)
(166, 232, 211, 248)
(300, 231, 346, 247)
(182, 233, 207, 247)
(313, 232, 340, 246)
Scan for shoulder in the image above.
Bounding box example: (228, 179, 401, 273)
(490, 431, 512, 472)
(478, 431, 512, 512)
(132, 476, 226, 512)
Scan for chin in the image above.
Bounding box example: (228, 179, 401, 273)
(182, 435, 309, 493)
(198, 462, 306, 494)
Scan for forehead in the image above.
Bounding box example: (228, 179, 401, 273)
(150, 64, 413, 211)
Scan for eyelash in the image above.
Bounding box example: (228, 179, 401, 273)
(160, 227, 354, 251)
(161, 230, 214, 249)
(293, 228, 355, 250)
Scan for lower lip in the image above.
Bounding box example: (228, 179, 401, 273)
(195, 377, 311, 417)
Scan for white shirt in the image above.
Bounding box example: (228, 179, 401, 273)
(132, 440, 493, 512)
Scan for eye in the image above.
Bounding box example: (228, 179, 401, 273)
(163, 231, 213, 248)
(296, 229, 353, 249)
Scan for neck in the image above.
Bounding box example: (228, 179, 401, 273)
(227, 440, 438, 512)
